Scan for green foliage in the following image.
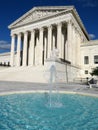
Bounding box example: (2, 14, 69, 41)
(90, 67, 98, 76)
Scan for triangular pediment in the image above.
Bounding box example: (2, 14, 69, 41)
(8, 6, 73, 28)
(13, 10, 58, 27)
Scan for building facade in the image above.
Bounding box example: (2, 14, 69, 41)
(0, 6, 98, 83)
(0, 52, 10, 66)
(8, 6, 89, 67)
(81, 40, 98, 78)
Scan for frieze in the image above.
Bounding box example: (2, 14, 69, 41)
(13, 11, 58, 27)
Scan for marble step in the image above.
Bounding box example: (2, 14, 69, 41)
(0, 66, 48, 83)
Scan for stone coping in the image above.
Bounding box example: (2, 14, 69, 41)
(0, 81, 98, 98)
(0, 90, 98, 98)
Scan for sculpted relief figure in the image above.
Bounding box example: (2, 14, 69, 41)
(50, 48, 59, 59)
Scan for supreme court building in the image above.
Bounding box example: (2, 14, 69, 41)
(0, 6, 98, 83)
(9, 6, 89, 67)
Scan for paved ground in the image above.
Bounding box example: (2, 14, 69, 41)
(0, 81, 98, 97)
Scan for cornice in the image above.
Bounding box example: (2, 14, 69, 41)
(81, 40, 98, 47)
(72, 8, 89, 40)
(9, 8, 73, 30)
(8, 6, 89, 40)
(34, 6, 74, 10)
(8, 6, 73, 29)
(70, 15, 88, 41)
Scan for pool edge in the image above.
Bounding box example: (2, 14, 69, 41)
(0, 90, 98, 98)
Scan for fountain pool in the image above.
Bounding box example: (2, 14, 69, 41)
(0, 93, 98, 130)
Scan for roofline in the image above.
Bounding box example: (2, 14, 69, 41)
(81, 39, 98, 47)
(72, 7, 90, 40)
(8, 6, 89, 40)
(8, 6, 74, 29)
(33, 6, 74, 10)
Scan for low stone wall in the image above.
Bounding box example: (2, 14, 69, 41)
(0, 52, 10, 66)
(44, 59, 81, 83)
(0, 66, 9, 71)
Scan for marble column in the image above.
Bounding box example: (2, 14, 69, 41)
(74, 29, 77, 65)
(62, 25, 67, 60)
(61, 26, 64, 59)
(23, 31, 28, 66)
(44, 34, 47, 60)
(16, 33, 21, 66)
(35, 32, 39, 65)
(57, 23, 62, 58)
(72, 25, 75, 65)
(62, 29, 65, 59)
(10, 34, 15, 67)
(28, 30, 35, 66)
(52, 32, 55, 50)
(39, 28, 44, 65)
(67, 20, 72, 62)
(77, 33, 81, 67)
(48, 25, 52, 58)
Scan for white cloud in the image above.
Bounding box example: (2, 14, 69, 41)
(83, 1, 97, 7)
(0, 40, 11, 49)
(77, 0, 97, 7)
(89, 34, 96, 39)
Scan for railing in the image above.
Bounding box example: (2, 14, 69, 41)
(74, 78, 88, 85)
(59, 58, 71, 64)
(0, 62, 10, 67)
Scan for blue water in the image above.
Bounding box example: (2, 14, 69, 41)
(0, 93, 98, 130)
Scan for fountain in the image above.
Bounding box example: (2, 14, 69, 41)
(0, 47, 97, 129)
(45, 48, 62, 108)
(0, 56, 98, 129)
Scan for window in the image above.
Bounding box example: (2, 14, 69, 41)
(94, 55, 98, 64)
(84, 56, 89, 64)
(85, 70, 88, 74)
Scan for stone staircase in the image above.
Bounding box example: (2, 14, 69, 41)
(0, 66, 48, 83)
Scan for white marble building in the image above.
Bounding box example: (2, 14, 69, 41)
(0, 52, 10, 65)
(0, 6, 98, 83)
(9, 6, 89, 67)
(81, 40, 98, 78)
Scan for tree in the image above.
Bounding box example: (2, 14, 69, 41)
(90, 67, 98, 76)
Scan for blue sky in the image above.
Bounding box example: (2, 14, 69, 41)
(0, 0, 98, 53)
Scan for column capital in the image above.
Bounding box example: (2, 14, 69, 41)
(11, 34, 16, 37)
(17, 32, 22, 36)
(47, 25, 52, 29)
(67, 19, 73, 26)
(24, 31, 28, 35)
(30, 29, 35, 33)
(57, 22, 62, 26)
(39, 27, 45, 32)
